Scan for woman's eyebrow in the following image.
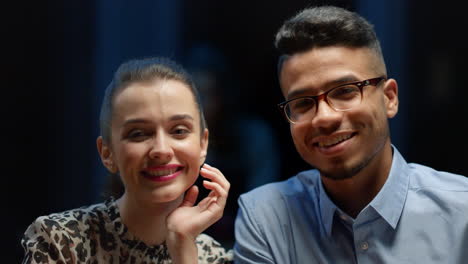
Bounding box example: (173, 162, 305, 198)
(123, 118, 150, 126)
(122, 114, 194, 125)
(170, 114, 194, 122)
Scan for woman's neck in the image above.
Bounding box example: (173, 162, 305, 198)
(117, 193, 184, 246)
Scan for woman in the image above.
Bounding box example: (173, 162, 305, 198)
(22, 57, 233, 263)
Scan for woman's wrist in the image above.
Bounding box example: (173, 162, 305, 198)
(166, 232, 198, 264)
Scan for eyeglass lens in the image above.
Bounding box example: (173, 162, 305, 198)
(285, 84, 362, 122)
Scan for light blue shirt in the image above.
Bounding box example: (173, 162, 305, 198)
(234, 147, 468, 263)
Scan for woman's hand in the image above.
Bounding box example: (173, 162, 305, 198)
(166, 163, 230, 263)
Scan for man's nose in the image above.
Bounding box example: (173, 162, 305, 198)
(310, 99, 342, 130)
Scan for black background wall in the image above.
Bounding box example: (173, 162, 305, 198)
(5, 0, 467, 262)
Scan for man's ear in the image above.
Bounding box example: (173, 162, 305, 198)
(383, 78, 399, 118)
(97, 136, 118, 174)
(199, 128, 209, 166)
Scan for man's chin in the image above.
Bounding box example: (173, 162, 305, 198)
(319, 162, 366, 180)
(320, 171, 355, 180)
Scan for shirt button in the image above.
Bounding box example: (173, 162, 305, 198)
(360, 241, 369, 251)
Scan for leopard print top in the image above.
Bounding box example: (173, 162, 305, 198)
(21, 198, 233, 263)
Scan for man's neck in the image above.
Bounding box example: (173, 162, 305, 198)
(321, 143, 393, 218)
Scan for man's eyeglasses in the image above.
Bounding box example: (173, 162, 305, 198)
(277, 77, 387, 124)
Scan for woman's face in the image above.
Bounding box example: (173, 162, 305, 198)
(105, 79, 208, 204)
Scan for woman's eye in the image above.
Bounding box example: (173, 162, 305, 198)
(172, 127, 190, 137)
(127, 130, 148, 141)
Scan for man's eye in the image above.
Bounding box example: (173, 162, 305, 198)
(290, 98, 315, 113)
(331, 86, 360, 98)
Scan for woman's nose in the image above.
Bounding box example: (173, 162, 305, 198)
(148, 134, 174, 161)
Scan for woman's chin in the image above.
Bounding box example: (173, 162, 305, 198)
(147, 188, 185, 204)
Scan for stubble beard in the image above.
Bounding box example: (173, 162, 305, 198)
(318, 157, 370, 180)
(317, 133, 389, 181)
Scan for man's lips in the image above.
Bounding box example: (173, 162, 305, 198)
(312, 132, 356, 148)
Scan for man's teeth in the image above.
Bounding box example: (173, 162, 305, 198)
(318, 134, 352, 147)
(147, 168, 177, 177)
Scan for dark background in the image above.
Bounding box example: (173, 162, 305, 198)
(5, 0, 468, 262)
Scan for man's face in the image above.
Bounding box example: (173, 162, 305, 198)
(279, 46, 398, 180)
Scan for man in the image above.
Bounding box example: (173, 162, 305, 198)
(234, 5, 468, 263)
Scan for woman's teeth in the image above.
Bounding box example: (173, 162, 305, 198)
(146, 168, 177, 177)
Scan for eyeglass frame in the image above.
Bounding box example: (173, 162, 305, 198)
(277, 76, 387, 124)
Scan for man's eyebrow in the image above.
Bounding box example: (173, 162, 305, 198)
(286, 75, 359, 99)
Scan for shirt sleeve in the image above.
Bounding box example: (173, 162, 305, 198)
(196, 233, 234, 264)
(21, 217, 76, 264)
(233, 196, 275, 264)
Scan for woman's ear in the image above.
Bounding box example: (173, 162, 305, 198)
(199, 128, 209, 166)
(97, 136, 118, 174)
(383, 78, 399, 118)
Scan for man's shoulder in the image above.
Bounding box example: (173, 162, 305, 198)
(405, 163, 468, 213)
(408, 163, 468, 191)
(239, 169, 320, 205)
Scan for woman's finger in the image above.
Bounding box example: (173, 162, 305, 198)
(203, 180, 228, 197)
(180, 185, 199, 207)
(202, 180, 228, 207)
(200, 164, 230, 191)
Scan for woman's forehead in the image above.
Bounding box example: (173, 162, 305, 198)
(112, 79, 200, 123)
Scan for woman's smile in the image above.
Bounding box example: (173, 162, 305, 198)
(142, 164, 184, 182)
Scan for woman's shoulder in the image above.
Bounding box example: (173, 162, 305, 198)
(195, 233, 233, 263)
(21, 199, 120, 263)
(22, 199, 120, 245)
(28, 199, 114, 234)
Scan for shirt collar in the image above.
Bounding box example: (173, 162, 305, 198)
(318, 174, 339, 236)
(369, 146, 410, 229)
(317, 145, 410, 236)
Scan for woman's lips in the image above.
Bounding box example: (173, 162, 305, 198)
(142, 165, 183, 182)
